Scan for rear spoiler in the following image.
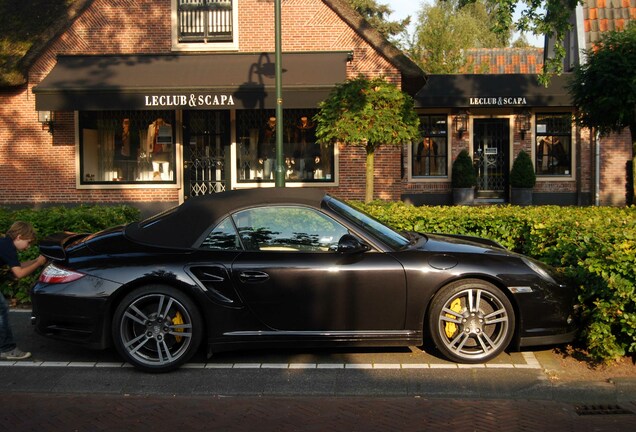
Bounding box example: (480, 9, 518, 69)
(38, 232, 88, 261)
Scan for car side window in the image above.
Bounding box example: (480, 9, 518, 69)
(232, 206, 348, 252)
(200, 217, 240, 250)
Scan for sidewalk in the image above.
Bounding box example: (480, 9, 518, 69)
(2, 309, 635, 431)
(1, 393, 635, 431)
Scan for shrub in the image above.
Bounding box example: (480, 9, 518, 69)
(510, 150, 536, 188)
(451, 149, 476, 188)
(356, 201, 636, 362)
(1, 205, 140, 305)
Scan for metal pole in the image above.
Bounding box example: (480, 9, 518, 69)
(274, 0, 285, 187)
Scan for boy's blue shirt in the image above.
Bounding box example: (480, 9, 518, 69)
(0, 236, 20, 269)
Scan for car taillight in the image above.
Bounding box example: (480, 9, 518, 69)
(39, 263, 85, 284)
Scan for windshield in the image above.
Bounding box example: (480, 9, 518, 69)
(325, 196, 410, 250)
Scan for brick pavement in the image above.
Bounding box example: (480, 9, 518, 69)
(1, 393, 635, 432)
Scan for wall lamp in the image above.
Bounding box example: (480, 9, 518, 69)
(515, 110, 531, 140)
(454, 110, 469, 139)
(38, 111, 54, 134)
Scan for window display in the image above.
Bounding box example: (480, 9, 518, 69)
(535, 113, 572, 176)
(412, 115, 448, 177)
(236, 109, 334, 183)
(80, 111, 176, 184)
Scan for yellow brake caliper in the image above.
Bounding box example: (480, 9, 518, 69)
(445, 298, 463, 338)
(172, 311, 184, 343)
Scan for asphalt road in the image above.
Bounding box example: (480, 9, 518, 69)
(2, 310, 635, 431)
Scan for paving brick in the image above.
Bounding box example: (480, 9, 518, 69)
(1, 394, 635, 431)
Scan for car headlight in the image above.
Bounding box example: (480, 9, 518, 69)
(521, 257, 557, 284)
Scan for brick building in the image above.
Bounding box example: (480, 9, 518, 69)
(1, 0, 423, 215)
(0, 0, 632, 213)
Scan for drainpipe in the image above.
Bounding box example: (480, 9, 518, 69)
(595, 131, 600, 206)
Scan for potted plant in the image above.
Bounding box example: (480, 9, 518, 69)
(451, 149, 476, 205)
(509, 150, 536, 206)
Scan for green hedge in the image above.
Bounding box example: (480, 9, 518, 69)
(2, 202, 634, 362)
(355, 202, 636, 362)
(1, 205, 140, 304)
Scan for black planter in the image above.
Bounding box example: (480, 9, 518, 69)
(453, 188, 475, 206)
(510, 187, 533, 206)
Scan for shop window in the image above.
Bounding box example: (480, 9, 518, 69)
(236, 109, 335, 183)
(175, 0, 235, 45)
(412, 115, 448, 177)
(535, 113, 572, 176)
(79, 111, 176, 185)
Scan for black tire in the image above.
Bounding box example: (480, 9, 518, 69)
(427, 279, 515, 363)
(112, 285, 203, 372)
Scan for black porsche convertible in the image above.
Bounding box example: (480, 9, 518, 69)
(31, 188, 577, 372)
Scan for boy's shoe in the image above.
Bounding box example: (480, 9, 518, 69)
(0, 347, 32, 360)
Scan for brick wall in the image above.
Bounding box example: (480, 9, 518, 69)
(599, 129, 632, 206)
(0, 0, 403, 206)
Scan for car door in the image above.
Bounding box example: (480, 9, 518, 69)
(229, 206, 407, 332)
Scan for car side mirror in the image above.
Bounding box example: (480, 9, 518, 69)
(337, 234, 370, 254)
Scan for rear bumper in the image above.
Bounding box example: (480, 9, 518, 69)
(31, 290, 111, 349)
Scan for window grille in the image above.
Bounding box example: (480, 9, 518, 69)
(178, 0, 233, 43)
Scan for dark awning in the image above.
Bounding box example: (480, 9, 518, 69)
(415, 74, 573, 108)
(33, 52, 350, 111)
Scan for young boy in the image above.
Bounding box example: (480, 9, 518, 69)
(0, 221, 47, 360)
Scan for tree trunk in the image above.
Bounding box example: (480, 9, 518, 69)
(365, 149, 375, 203)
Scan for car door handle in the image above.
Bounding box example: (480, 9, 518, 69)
(239, 271, 270, 282)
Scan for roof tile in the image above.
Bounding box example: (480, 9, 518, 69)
(462, 48, 544, 74)
(583, 0, 634, 49)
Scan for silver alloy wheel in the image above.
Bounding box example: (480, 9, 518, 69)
(430, 280, 514, 363)
(117, 292, 194, 368)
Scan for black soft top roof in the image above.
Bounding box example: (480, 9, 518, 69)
(125, 188, 328, 248)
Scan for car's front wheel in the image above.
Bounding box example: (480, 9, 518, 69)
(112, 285, 202, 372)
(428, 279, 515, 363)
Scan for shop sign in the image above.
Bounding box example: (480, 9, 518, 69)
(469, 97, 527, 106)
(144, 93, 235, 108)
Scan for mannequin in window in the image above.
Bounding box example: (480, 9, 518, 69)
(295, 116, 315, 179)
(415, 137, 437, 176)
(114, 118, 139, 180)
(537, 138, 549, 172)
(147, 118, 173, 180)
(258, 116, 276, 180)
(537, 136, 566, 173)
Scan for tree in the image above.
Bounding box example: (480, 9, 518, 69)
(314, 76, 420, 203)
(400, 1, 579, 79)
(409, 0, 509, 74)
(347, 0, 410, 43)
(488, 0, 581, 81)
(568, 22, 636, 204)
(512, 34, 531, 48)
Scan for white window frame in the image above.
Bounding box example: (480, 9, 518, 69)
(407, 112, 451, 183)
(171, 0, 239, 52)
(534, 110, 576, 182)
(74, 111, 183, 191)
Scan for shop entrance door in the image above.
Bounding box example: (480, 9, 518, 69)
(183, 111, 231, 200)
(473, 119, 509, 201)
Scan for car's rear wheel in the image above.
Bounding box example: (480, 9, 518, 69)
(428, 279, 515, 363)
(112, 285, 202, 372)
